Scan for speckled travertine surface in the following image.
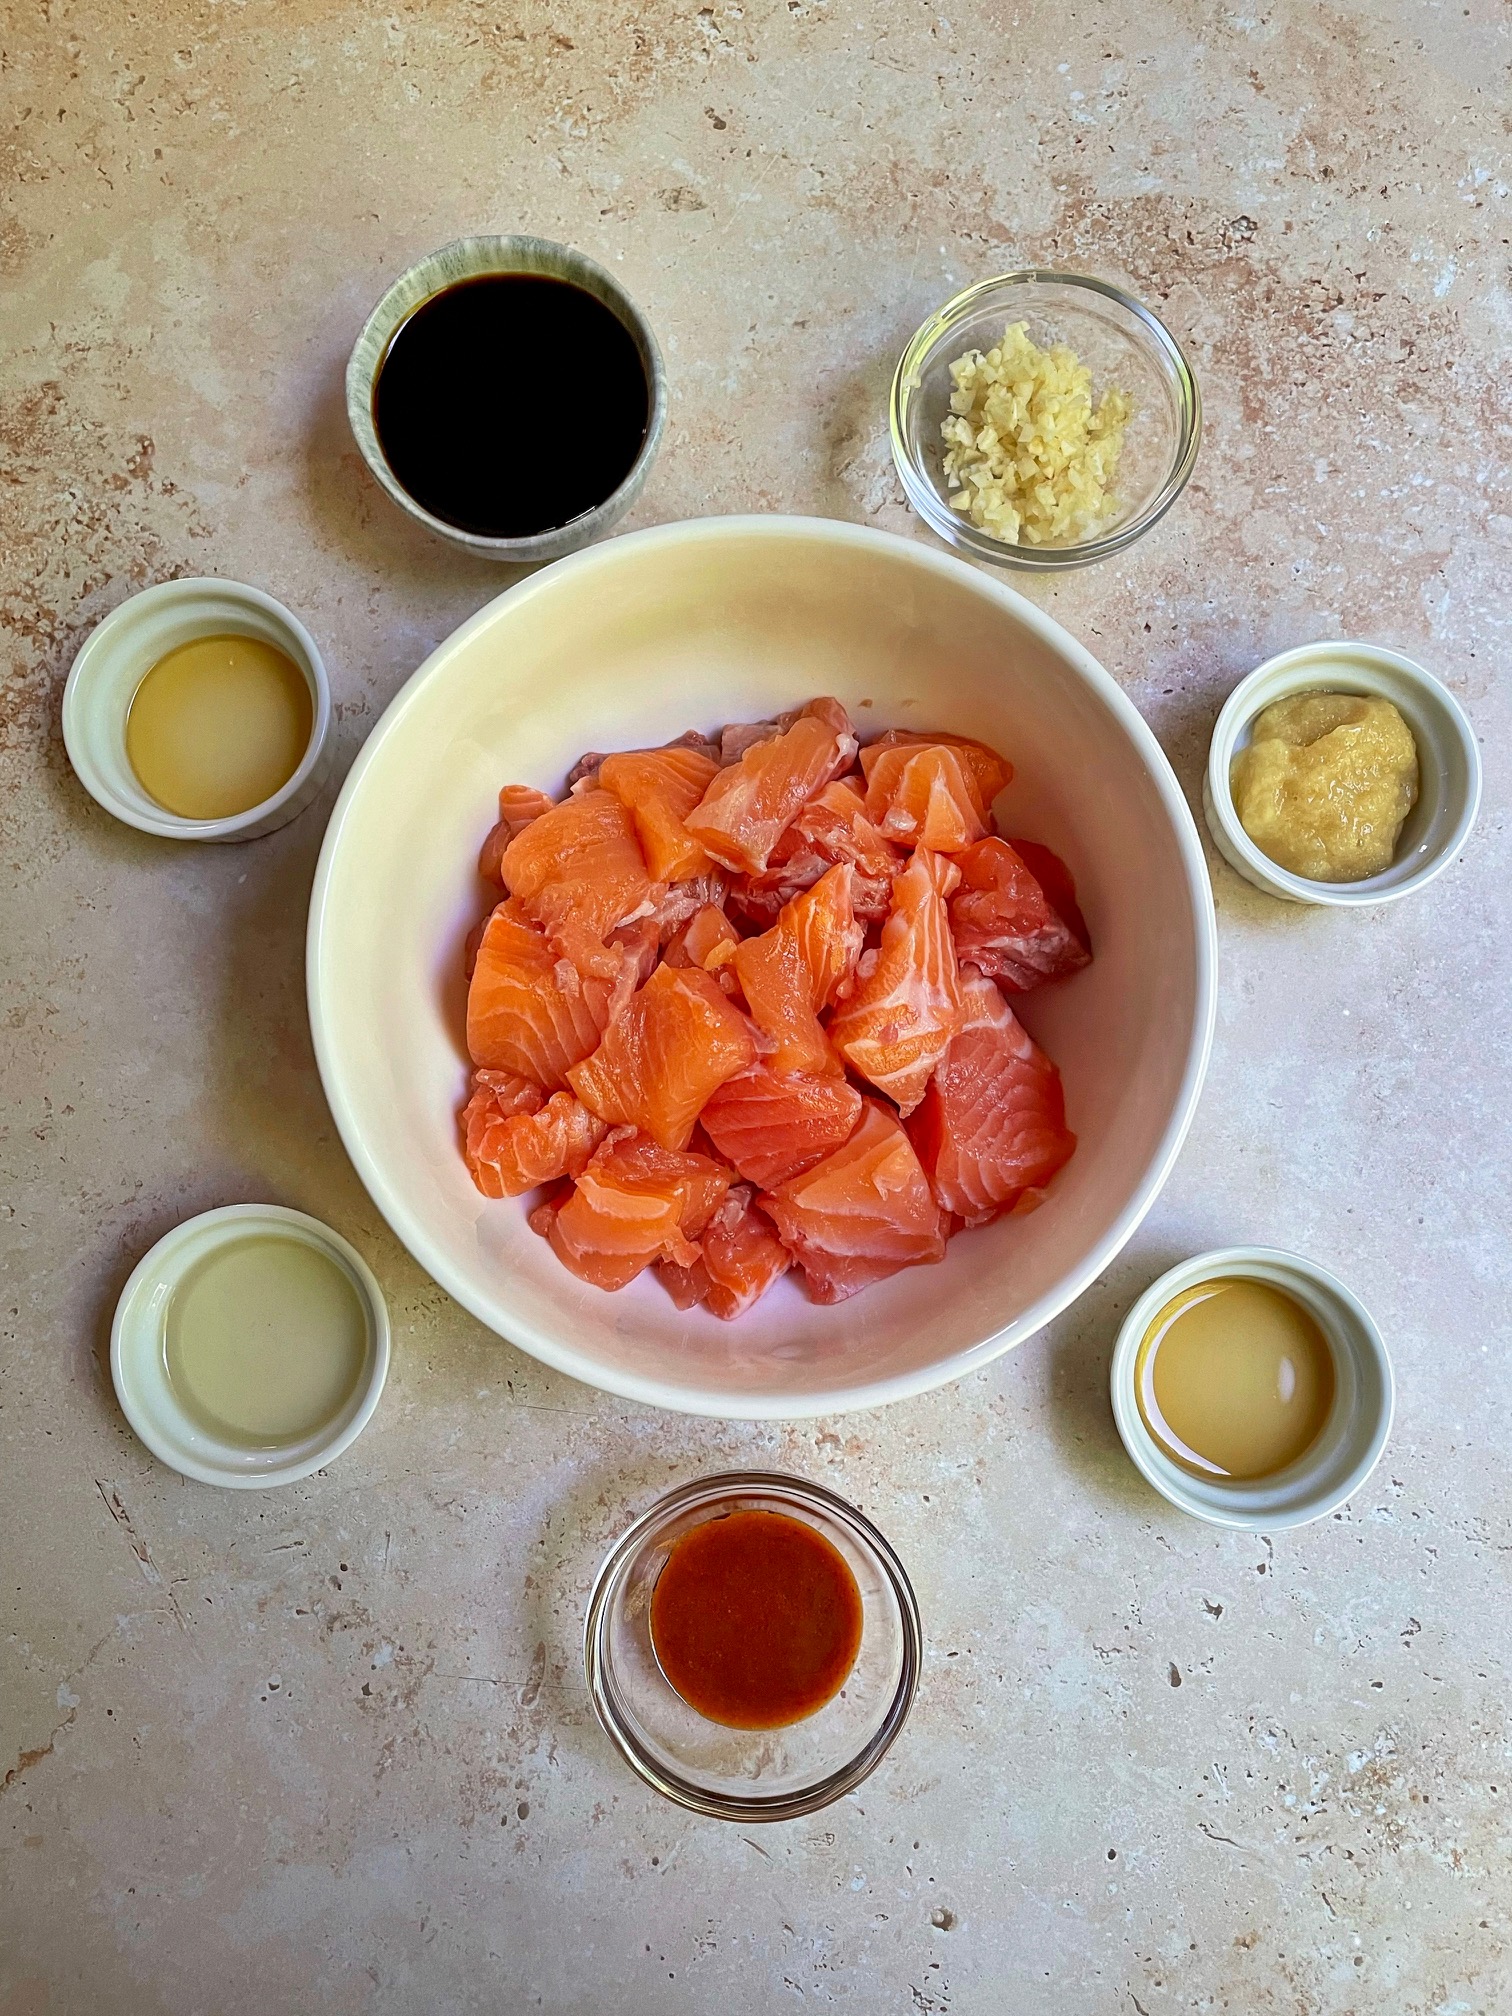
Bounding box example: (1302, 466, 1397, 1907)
(3, 3, 1511, 2010)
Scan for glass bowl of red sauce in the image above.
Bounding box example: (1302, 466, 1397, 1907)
(585, 1472, 921, 1821)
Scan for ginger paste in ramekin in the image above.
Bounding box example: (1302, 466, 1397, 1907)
(1229, 692, 1419, 883)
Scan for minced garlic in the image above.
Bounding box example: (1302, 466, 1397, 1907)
(940, 321, 1132, 546)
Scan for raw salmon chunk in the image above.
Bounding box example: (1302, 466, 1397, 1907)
(502, 788, 655, 979)
(480, 785, 557, 884)
(545, 1132, 733, 1291)
(685, 698, 857, 874)
(664, 902, 740, 973)
(701, 1186, 792, 1319)
(568, 965, 757, 1151)
(733, 863, 861, 1076)
(907, 969, 1077, 1223)
(1003, 837, 1091, 953)
(700, 1063, 863, 1189)
(463, 1080, 609, 1199)
(762, 1100, 948, 1303)
(466, 899, 608, 1087)
(862, 742, 987, 852)
(656, 1253, 712, 1310)
(949, 837, 1091, 992)
(728, 780, 904, 928)
(828, 846, 964, 1115)
(861, 729, 1014, 806)
(599, 746, 721, 882)
(462, 1066, 542, 1180)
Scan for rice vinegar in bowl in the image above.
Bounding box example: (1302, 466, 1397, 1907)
(1134, 1277, 1335, 1481)
(1110, 1247, 1394, 1530)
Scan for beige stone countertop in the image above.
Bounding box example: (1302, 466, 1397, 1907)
(3, 2, 1510, 2010)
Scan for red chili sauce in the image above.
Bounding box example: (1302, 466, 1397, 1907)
(649, 1509, 864, 1730)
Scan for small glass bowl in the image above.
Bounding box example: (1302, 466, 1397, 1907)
(890, 270, 1201, 571)
(584, 1472, 921, 1822)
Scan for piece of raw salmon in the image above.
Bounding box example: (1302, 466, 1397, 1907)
(568, 965, 757, 1151)
(948, 837, 1091, 991)
(700, 1062, 863, 1189)
(700, 1186, 792, 1319)
(1002, 837, 1091, 953)
(861, 742, 986, 852)
(462, 1074, 609, 1199)
(479, 785, 557, 884)
(663, 902, 741, 974)
(598, 745, 721, 882)
(685, 698, 857, 874)
(860, 729, 1013, 806)
(907, 969, 1077, 1223)
(567, 728, 720, 792)
(761, 1100, 948, 1302)
(733, 862, 861, 1077)
(656, 1252, 712, 1310)
(828, 846, 964, 1114)
(501, 788, 656, 979)
(647, 875, 730, 943)
(466, 899, 608, 1087)
(728, 779, 903, 928)
(541, 1132, 733, 1291)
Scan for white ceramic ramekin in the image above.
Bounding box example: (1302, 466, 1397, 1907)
(345, 234, 667, 563)
(62, 578, 333, 842)
(110, 1204, 390, 1489)
(1203, 640, 1480, 905)
(1110, 1246, 1393, 1530)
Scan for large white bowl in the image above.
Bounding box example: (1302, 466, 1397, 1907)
(308, 517, 1216, 1418)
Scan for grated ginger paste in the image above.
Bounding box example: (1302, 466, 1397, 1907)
(940, 321, 1132, 546)
(1229, 692, 1419, 882)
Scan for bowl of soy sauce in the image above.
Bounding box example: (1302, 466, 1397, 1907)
(346, 235, 666, 562)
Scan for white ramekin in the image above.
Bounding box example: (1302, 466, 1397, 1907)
(1203, 640, 1480, 906)
(62, 577, 333, 842)
(110, 1204, 390, 1490)
(1110, 1246, 1394, 1530)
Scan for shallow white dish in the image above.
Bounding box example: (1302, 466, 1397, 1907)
(1203, 640, 1480, 906)
(1109, 1246, 1393, 1530)
(110, 1204, 390, 1488)
(62, 577, 333, 842)
(307, 516, 1216, 1419)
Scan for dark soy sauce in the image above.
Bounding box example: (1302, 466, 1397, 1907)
(372, 274, 650, 539)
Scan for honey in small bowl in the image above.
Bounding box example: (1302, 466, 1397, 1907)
(126, 633, 312, 820)
(1134, 1276, 1335, 1481)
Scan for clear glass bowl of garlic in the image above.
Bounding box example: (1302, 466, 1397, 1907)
(890, 271, 1201, 572)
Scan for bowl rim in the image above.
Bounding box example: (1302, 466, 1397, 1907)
(61, 577, 333, 841)
(1108, 1245, 1395, 1530)
(306, 513, 1219, 1419)
(344, 232, 668, 563)
(890, 268, 1203, 572)
(108, 1202, 392, 1489)
(1203, 640, 1482, 906)
(582, 1470, 922, 1821)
